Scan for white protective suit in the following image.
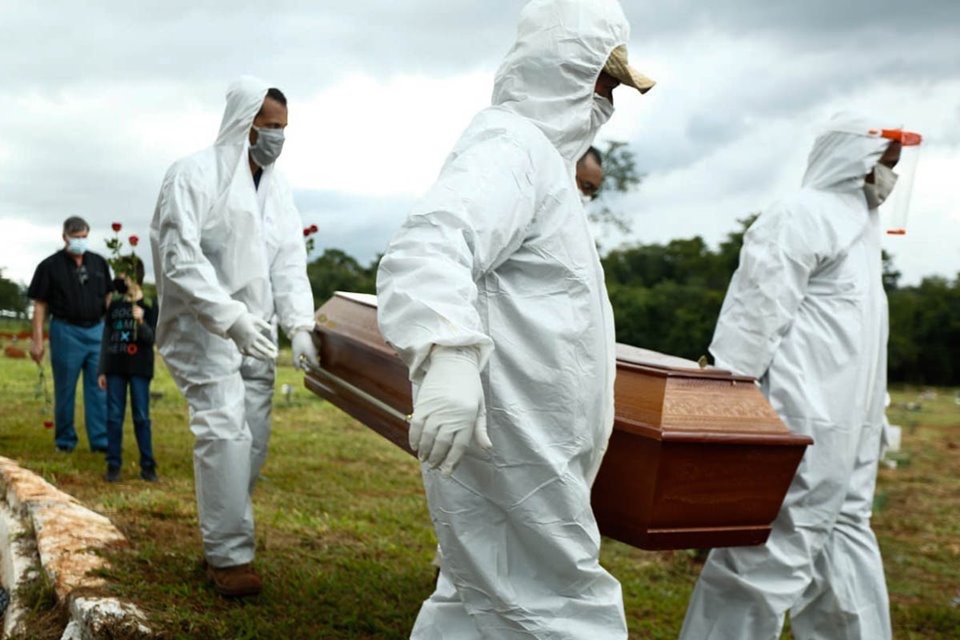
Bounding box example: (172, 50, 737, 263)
(377, 1, 633, 637)
(150, 76, 315, 568)
(680, 114, 895, 640)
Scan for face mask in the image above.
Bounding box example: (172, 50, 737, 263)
(863, 163, 898, 209)
(249, 126, 285, 167)
(66, 237, 87, 255)
(571, 93, 616, 163)
(580, 193, 593, 207)
(590, 94, 615, 131)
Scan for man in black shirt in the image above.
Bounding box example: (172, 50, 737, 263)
(28, 216, 112, 452)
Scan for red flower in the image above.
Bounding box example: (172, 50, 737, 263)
(43, 420, 54, 429)
(303, 228, 310, 237)
(129, 235, 139, 247)
(112, 222, 122, 232)
(310, 224, 318, 234)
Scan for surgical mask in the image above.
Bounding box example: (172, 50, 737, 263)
(863, 163, 898, 210)
(590, 94, 615, 131)
(66, 237, 88, 255)
(572, 93, 615, 163)
(249, 126, 285, 167)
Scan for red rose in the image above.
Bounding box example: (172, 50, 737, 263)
(43, 420, 54, 429)
(303, 228, 310, 237)
(310, 224, 318, 234)
(129, 235, 139, 247)
(112, 222, 122, 232)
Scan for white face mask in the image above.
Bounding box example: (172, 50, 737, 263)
(580, 193, 593, 207)
(864, 163, 898, 209)
(590, 94, 615, 131)
(572, 93, 616, 164)
(66, 236, 88, 255)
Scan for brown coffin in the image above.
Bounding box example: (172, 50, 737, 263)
(304, 292, 812, 550)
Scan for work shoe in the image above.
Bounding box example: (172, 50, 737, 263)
(140, 468, 159, 482)
(104, 466, 121, 483)
(206, 562, 262, 598)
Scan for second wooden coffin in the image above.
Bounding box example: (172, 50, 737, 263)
(304, 292, 812, 550)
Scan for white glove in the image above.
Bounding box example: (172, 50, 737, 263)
(410, 345, 492, 476)
(227, 312, 278, 361)
(292, 330, 319, 370)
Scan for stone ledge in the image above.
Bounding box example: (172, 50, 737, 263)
(0, 502, 35, 637)
(0, 456, 152, 639)
(67, 597, 151, 639)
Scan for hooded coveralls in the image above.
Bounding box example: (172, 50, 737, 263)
(150, 77, 315, 568)
(680, 115, 894, 640)
(377, 1, 634, 637)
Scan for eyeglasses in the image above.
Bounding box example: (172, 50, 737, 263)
(76, 265, 88, 285)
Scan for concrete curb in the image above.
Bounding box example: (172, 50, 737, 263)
(0, 502, 35, 636)
(0, 456, 152, 639)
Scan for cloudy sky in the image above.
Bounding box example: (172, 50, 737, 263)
(1, 0, 958, 288)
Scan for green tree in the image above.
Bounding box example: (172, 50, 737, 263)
(881, 249, 901, 291)
(888, 274, 960, 385)
(0, 270, 27, 319)
(306, 249, 377, 307)
(590, 140, 644, 234)
(608, 280, 724, 361)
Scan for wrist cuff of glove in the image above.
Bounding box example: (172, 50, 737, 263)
(429, 345, 480, 367)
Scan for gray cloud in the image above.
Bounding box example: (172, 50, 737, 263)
(0, 1, 515, 93)
(628, 0, 960, 44)
(6, 1, 957, 95)
(295, 190, 414, 266)
(0, 1, 957, 286)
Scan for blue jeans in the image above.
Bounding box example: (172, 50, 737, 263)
(49, 318, 107, 451)
(105, 374, 156, 472)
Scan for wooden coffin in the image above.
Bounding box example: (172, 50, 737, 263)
(304, 292, 812, 550)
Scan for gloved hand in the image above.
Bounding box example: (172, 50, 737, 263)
(410, 345, 492, 476)
(292, 330, 319, 370)
(227, 312, 278, 361)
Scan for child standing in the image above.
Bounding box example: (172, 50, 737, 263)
(97, 256, 158, 482)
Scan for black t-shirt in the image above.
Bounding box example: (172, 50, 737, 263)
(28, 250, 112, 327)
(98, 298, 157, 379)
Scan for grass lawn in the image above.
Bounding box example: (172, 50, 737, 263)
(0, 349, 958, 639)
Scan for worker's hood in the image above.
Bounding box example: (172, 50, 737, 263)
(216, 76, 269, 146)
(492, 0, 630, 162)
(801, 113, 892, 193)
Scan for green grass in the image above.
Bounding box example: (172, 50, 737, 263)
(0, 348, 958, 638)
(7, 527, 68, 640)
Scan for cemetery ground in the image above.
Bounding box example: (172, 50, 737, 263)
(0, 347, 957, 639)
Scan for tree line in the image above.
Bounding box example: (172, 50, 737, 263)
(300, 223, 960, 386)
(3, 234, 954, 384)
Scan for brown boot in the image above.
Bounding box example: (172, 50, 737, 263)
(206, 562, 262, 597)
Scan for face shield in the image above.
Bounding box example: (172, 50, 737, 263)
(872, 128, 923, 235)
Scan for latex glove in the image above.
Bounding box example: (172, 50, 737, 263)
(292, 330, 319, 370)
(410, 346, 492, 475)
(227, 313, 278, 361)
